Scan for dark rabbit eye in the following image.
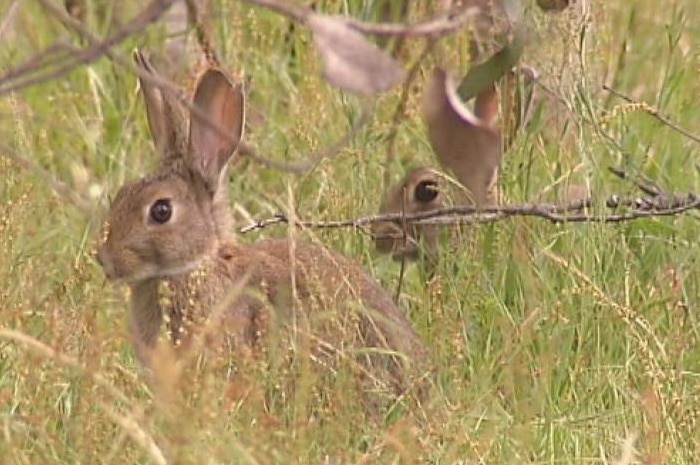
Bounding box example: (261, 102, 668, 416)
(149, 199, 172, 224)
(414, 180, 439, 203)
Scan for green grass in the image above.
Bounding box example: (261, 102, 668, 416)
(2, 0, 700, 463)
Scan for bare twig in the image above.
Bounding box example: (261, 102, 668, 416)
(242, 0, 478, 38)
(603, 84, 700, 145)
(0, 0, 177, 96)
(240, 192, 700, 234)
(608, 166, 663, 197)
(31, 0, 371, 176)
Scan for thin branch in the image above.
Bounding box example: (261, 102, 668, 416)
(0, 0, 177, 96)
(241, 0, 308, 22)
(343, 4, 478, 38)
(240, 193, 700, 234)
(242, 0, 478, 38)
(608, 166, 663, 197)
(29, 0, 370, 176)
(603, 84, 700, 145)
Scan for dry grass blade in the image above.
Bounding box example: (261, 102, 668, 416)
(0, 0, 21, 40)
(603, 84, 700, 145)
(98, 404, 168, 465)
(0, 143, 92, 215)
(0, 328, 168, 463)
(0, 328, 132, 407)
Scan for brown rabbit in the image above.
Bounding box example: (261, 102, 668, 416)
(373, 65, 539, 268)
(97, 51, 431, 412)
(372, 168, 444, 272)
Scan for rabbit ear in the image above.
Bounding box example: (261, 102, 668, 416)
(473, 83, 499, 128)
(134, 50, 187, 159)
(188, 68, 245, 190)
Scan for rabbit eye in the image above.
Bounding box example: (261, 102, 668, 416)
(150, 198, 172, 224)
(414, 180, 439, 203)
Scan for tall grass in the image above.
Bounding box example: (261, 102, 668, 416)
(1, 0, 699, 463)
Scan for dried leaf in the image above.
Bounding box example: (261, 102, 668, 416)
(422, 68, 501, 207)
(308, 14, 404, 96)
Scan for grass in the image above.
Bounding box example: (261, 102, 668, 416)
(1, 0, 700, 463)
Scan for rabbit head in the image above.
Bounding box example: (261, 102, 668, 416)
(372, 167, 443, 269)
(97, 51, 244, 284)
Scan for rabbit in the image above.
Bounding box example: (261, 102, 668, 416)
(96, 51, 431, 412)
(372, 168, 444, 273)
(374, 67, 583, 270)
(372, 65, 539, 268)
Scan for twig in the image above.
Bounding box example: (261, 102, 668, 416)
(242, 0, 478, 38)
(603, 84, 700, 145)
(0, 0, 177, 96)
(29, 0, 371, 176)
(240, 193, 700, 234)
(608, 166, 663, 197)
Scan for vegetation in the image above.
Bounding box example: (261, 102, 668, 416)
(1, 0, 699, 463)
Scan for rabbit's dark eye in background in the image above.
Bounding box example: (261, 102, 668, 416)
(414, 180, 439, 203)
(150, 198, 173, 224)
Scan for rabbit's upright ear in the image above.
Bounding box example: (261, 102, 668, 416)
(188, 69, 245, 190)
(134, 50, 186, 159)
(474, 83, 499, 128)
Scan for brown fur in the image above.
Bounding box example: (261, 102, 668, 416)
(97, 51, 431, 412)
(372, 168, 443, 272)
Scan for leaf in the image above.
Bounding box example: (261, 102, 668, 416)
(308, 14, 404, 96)
(457, 24, 526, 101)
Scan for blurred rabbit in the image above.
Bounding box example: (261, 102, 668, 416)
(97, 51, 431, 412)
(372, 66, 533, 268)
(372, 168, 444, 273)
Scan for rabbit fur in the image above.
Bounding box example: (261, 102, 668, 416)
(97, 51, 430, 408)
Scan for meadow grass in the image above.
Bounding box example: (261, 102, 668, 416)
(1, 0, 699, 463)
